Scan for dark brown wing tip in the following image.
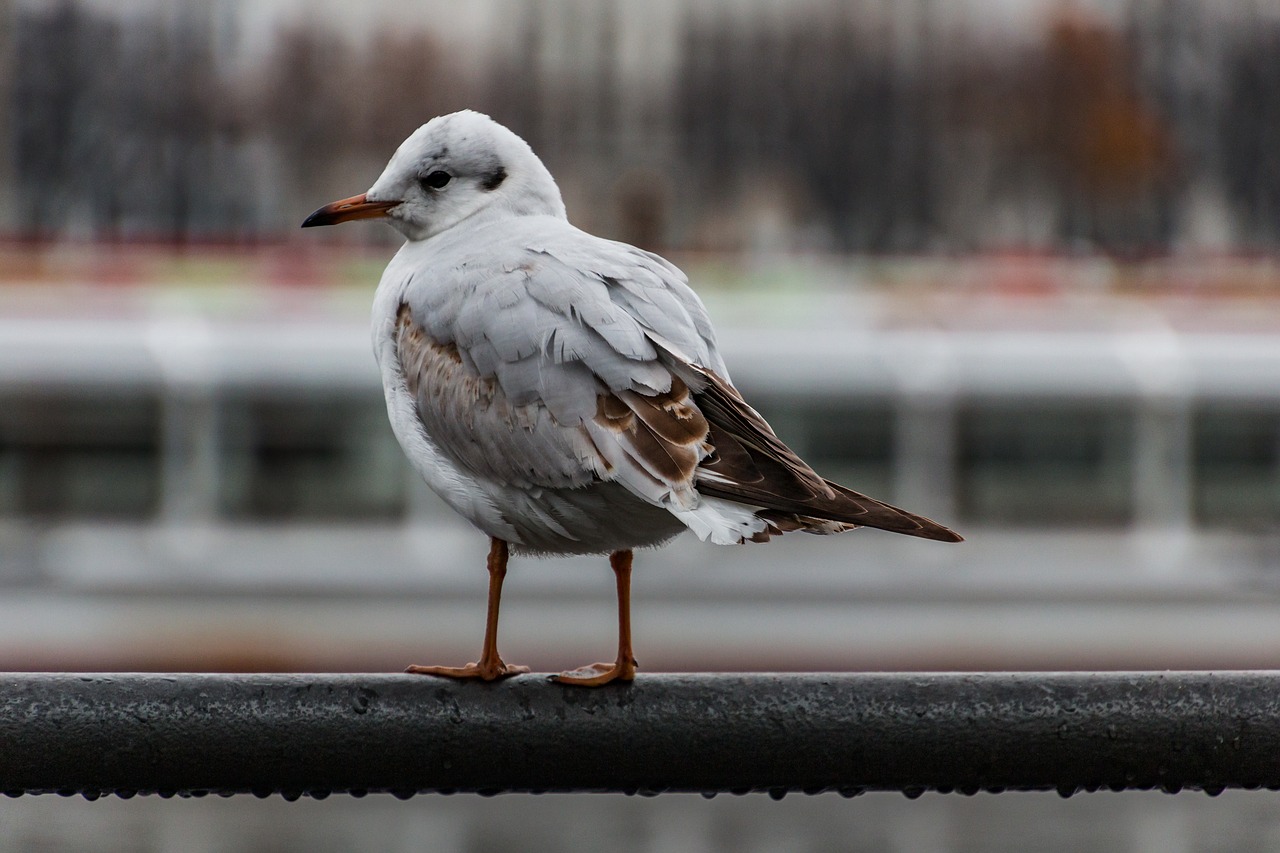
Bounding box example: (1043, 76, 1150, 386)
(823, 482, 964, 543)
(885, 516, 964, 543)
(926, 526, 965, 543)
(876, 513, 963, 543)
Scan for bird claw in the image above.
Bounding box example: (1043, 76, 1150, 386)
(550, 659, 637, 687)
(406, 660, 530, 681)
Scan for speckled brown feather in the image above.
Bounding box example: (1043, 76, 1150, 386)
(396, 304, 599, 491)
(594, 377, 710, 488)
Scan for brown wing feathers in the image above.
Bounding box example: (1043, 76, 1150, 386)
(690, 367, 963, 543)
(403, 287, 958, 543)
(593, 376, 709, 487)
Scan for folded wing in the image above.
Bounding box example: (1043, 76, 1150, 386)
(682, 361, 963, 542)
(394, 220, 960, 545)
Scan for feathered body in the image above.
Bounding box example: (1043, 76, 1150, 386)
(357, 112, 959, 555)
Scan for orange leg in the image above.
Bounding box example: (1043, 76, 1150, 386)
(553, 549, 638, 687)
(406, 537, 530, 681)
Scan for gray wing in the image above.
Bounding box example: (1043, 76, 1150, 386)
(395, 222, 961, 543)
(396, 227, 719, 508)
(527, 233, 728, 377)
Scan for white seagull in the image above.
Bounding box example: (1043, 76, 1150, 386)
(303, 110, 961, 686)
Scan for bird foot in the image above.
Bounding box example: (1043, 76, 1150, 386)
(406, 660, 530, 681)
(550, 658, 637, 687)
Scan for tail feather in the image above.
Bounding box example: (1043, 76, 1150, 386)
(684, 362, 962, 544)
(822, 481, 963, 542)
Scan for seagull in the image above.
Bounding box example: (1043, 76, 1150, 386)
(302, 110, 961, 687)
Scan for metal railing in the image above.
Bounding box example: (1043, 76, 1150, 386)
(4, 672, 1278, 799)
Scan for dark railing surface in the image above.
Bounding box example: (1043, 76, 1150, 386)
(3, 671, 1279, 799)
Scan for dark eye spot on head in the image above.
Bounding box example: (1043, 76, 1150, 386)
(420, 171, 451, 190)
(481, 166, 507, 192)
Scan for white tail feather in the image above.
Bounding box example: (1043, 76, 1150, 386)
(669, 495, 769, 545)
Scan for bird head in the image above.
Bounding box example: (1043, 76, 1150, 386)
(302, 110, 566, 241)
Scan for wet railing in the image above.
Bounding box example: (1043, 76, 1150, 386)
(4, 672, 1278, 799)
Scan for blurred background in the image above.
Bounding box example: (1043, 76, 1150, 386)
(2, 0, 1280, 849)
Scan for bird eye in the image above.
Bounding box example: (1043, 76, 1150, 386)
(421, 171, 451, 190)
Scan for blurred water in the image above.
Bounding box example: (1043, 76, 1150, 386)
(3, 789, 1279, 853)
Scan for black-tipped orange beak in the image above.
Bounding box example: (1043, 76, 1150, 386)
(301, 193, 397, 227)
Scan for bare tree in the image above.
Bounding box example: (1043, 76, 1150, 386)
(1221, 24, 1280, 245)
(257, 27, 361, 191)
(9, 2, 243, 239)
(1028, 11, 1176, 249)
(356, 29, 458, 156)
(675, 11, 943, 252)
